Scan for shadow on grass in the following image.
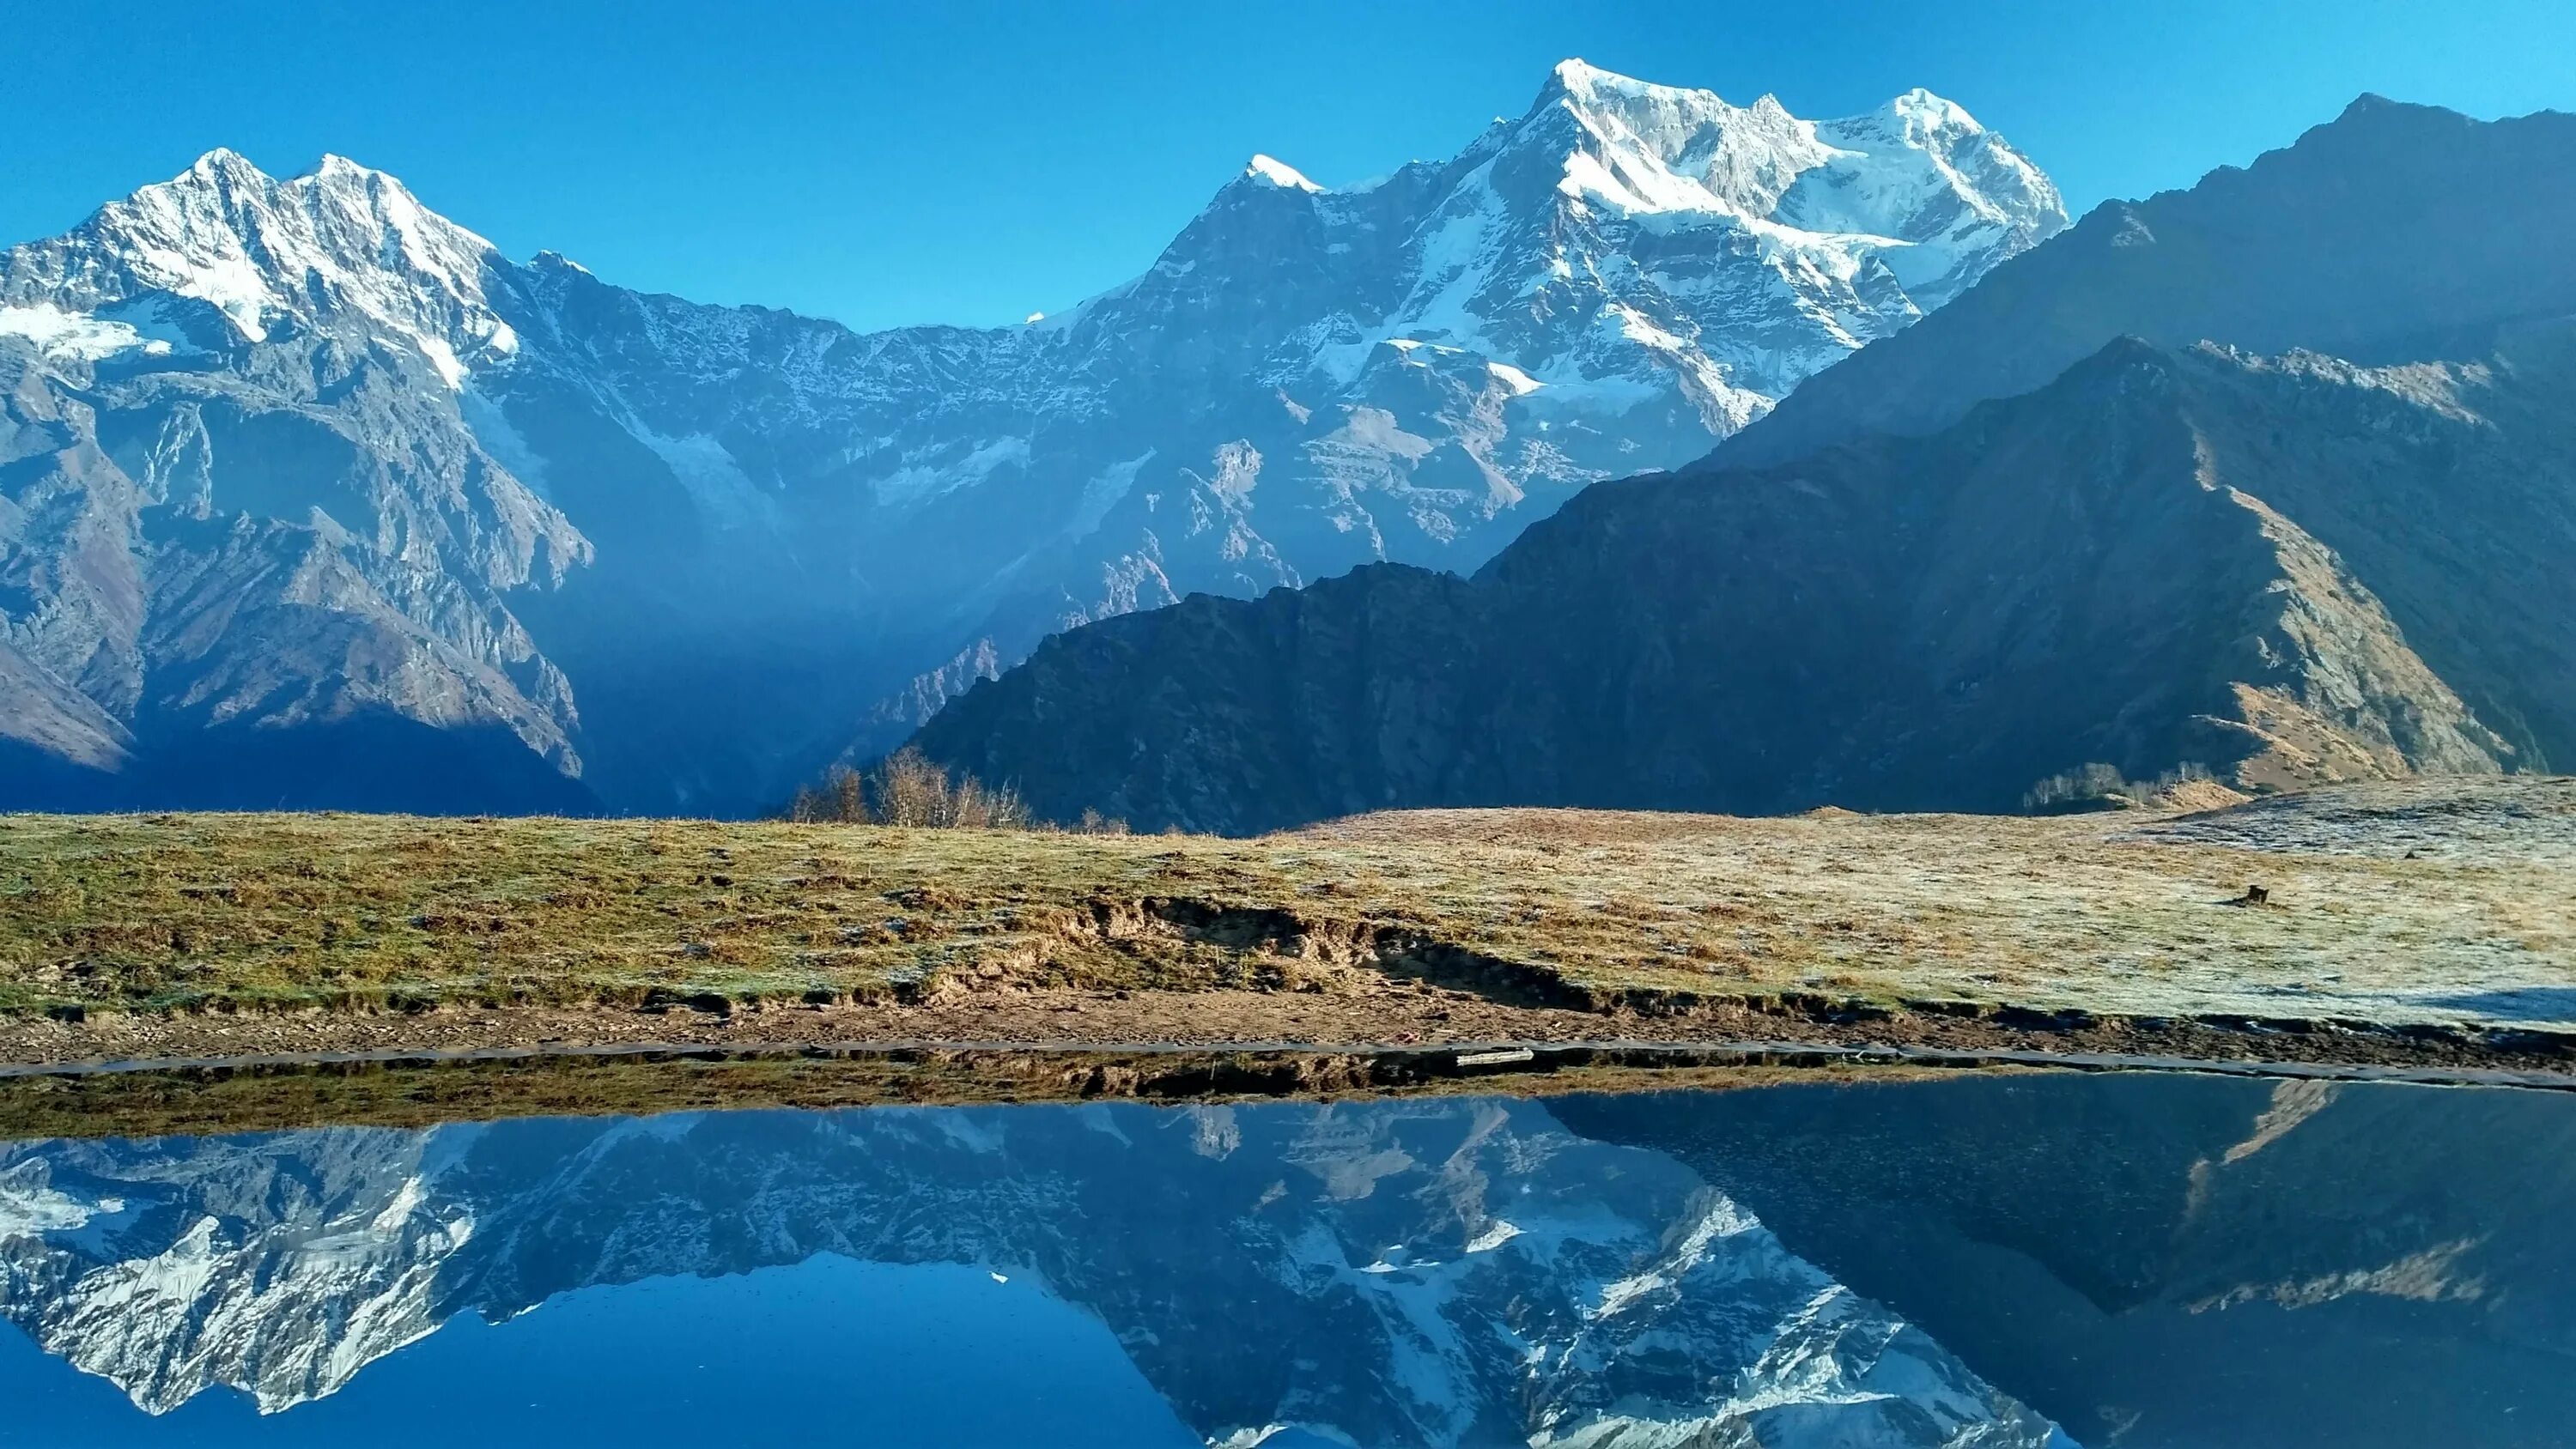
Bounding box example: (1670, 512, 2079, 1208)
(2415, 986, 2576, 1025)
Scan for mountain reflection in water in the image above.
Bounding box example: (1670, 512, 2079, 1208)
(0, 1072, 2566, 1447)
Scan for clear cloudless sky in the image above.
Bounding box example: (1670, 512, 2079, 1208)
(6, 0, 2573, 331)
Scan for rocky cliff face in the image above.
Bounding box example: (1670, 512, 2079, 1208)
(910, 99, 2576, 834)
(0, 1098, 2065, 1446)
(0, 153, 596, 809)
(0, 62, 2061, 813)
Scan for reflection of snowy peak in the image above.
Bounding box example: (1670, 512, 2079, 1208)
(0, 1100, 2064, 1445)
(0, 61, 2062, 814)
(0, 1132, 477, 1414)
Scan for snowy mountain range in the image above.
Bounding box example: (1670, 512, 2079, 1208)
(0, 1097, 2068, 1445)
(0, 60, 2064, 813)
(909, 96, 2576, 832)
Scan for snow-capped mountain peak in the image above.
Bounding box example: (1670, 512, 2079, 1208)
(182, 145, 264, 184)
(1242, 154, 1322, 191)
(1517, 59, 2059, 254)
(1884, 85, 1981, 132)
(13, 149, 512, 379)
(1544, 56, 1720, 107)
(1531, 58, 1833, 220)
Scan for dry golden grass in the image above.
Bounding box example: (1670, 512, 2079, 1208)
(1290, 787, 2576, 1025)
(0, 776, 2568, 1032)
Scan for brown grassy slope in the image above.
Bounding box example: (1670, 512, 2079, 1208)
(0, 776, 2567, 1033)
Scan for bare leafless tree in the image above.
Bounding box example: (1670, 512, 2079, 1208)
(871, 747, 953, 828)
(831, 765, 867, 824)
(778, 749, 1065, 832)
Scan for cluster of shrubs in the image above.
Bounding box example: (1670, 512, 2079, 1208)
(786, 748, 1128, 834)
(2021, 760, 2217, 814)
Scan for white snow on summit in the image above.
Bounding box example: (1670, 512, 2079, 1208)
(5, 147, 515, 385)
(1244, 154, 1323, 191)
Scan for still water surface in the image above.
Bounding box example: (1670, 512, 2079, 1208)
(0, 1071, 2568, 1447)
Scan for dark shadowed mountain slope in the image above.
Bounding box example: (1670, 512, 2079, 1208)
(1716, 95, 2576, 468)
(911, 325, 2576, 834)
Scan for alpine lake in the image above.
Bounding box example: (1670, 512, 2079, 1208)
(0, 1051, 2567, 1448)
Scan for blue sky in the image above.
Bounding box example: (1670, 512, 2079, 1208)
(7, 0, 2573, 332)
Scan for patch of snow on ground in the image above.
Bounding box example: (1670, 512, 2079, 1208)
(0, 302, 165, 360)
(416, 334, 467, 389)
(1072, 448, 1155, 536)
(459, 387, 552, 498)
(874, 436, 1031, 510)
(0, 1161, 115, 1242)
(640, 428, 782, 530)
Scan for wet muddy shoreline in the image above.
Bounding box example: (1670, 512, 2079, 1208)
(4, 977, 2572, 1076)
(4, 994, 2572, 1141)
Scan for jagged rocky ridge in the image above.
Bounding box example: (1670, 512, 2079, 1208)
(910, 98, 2576, 834)
(0, 61, 2063, 812)
(0, 1098, 2069, 1446)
